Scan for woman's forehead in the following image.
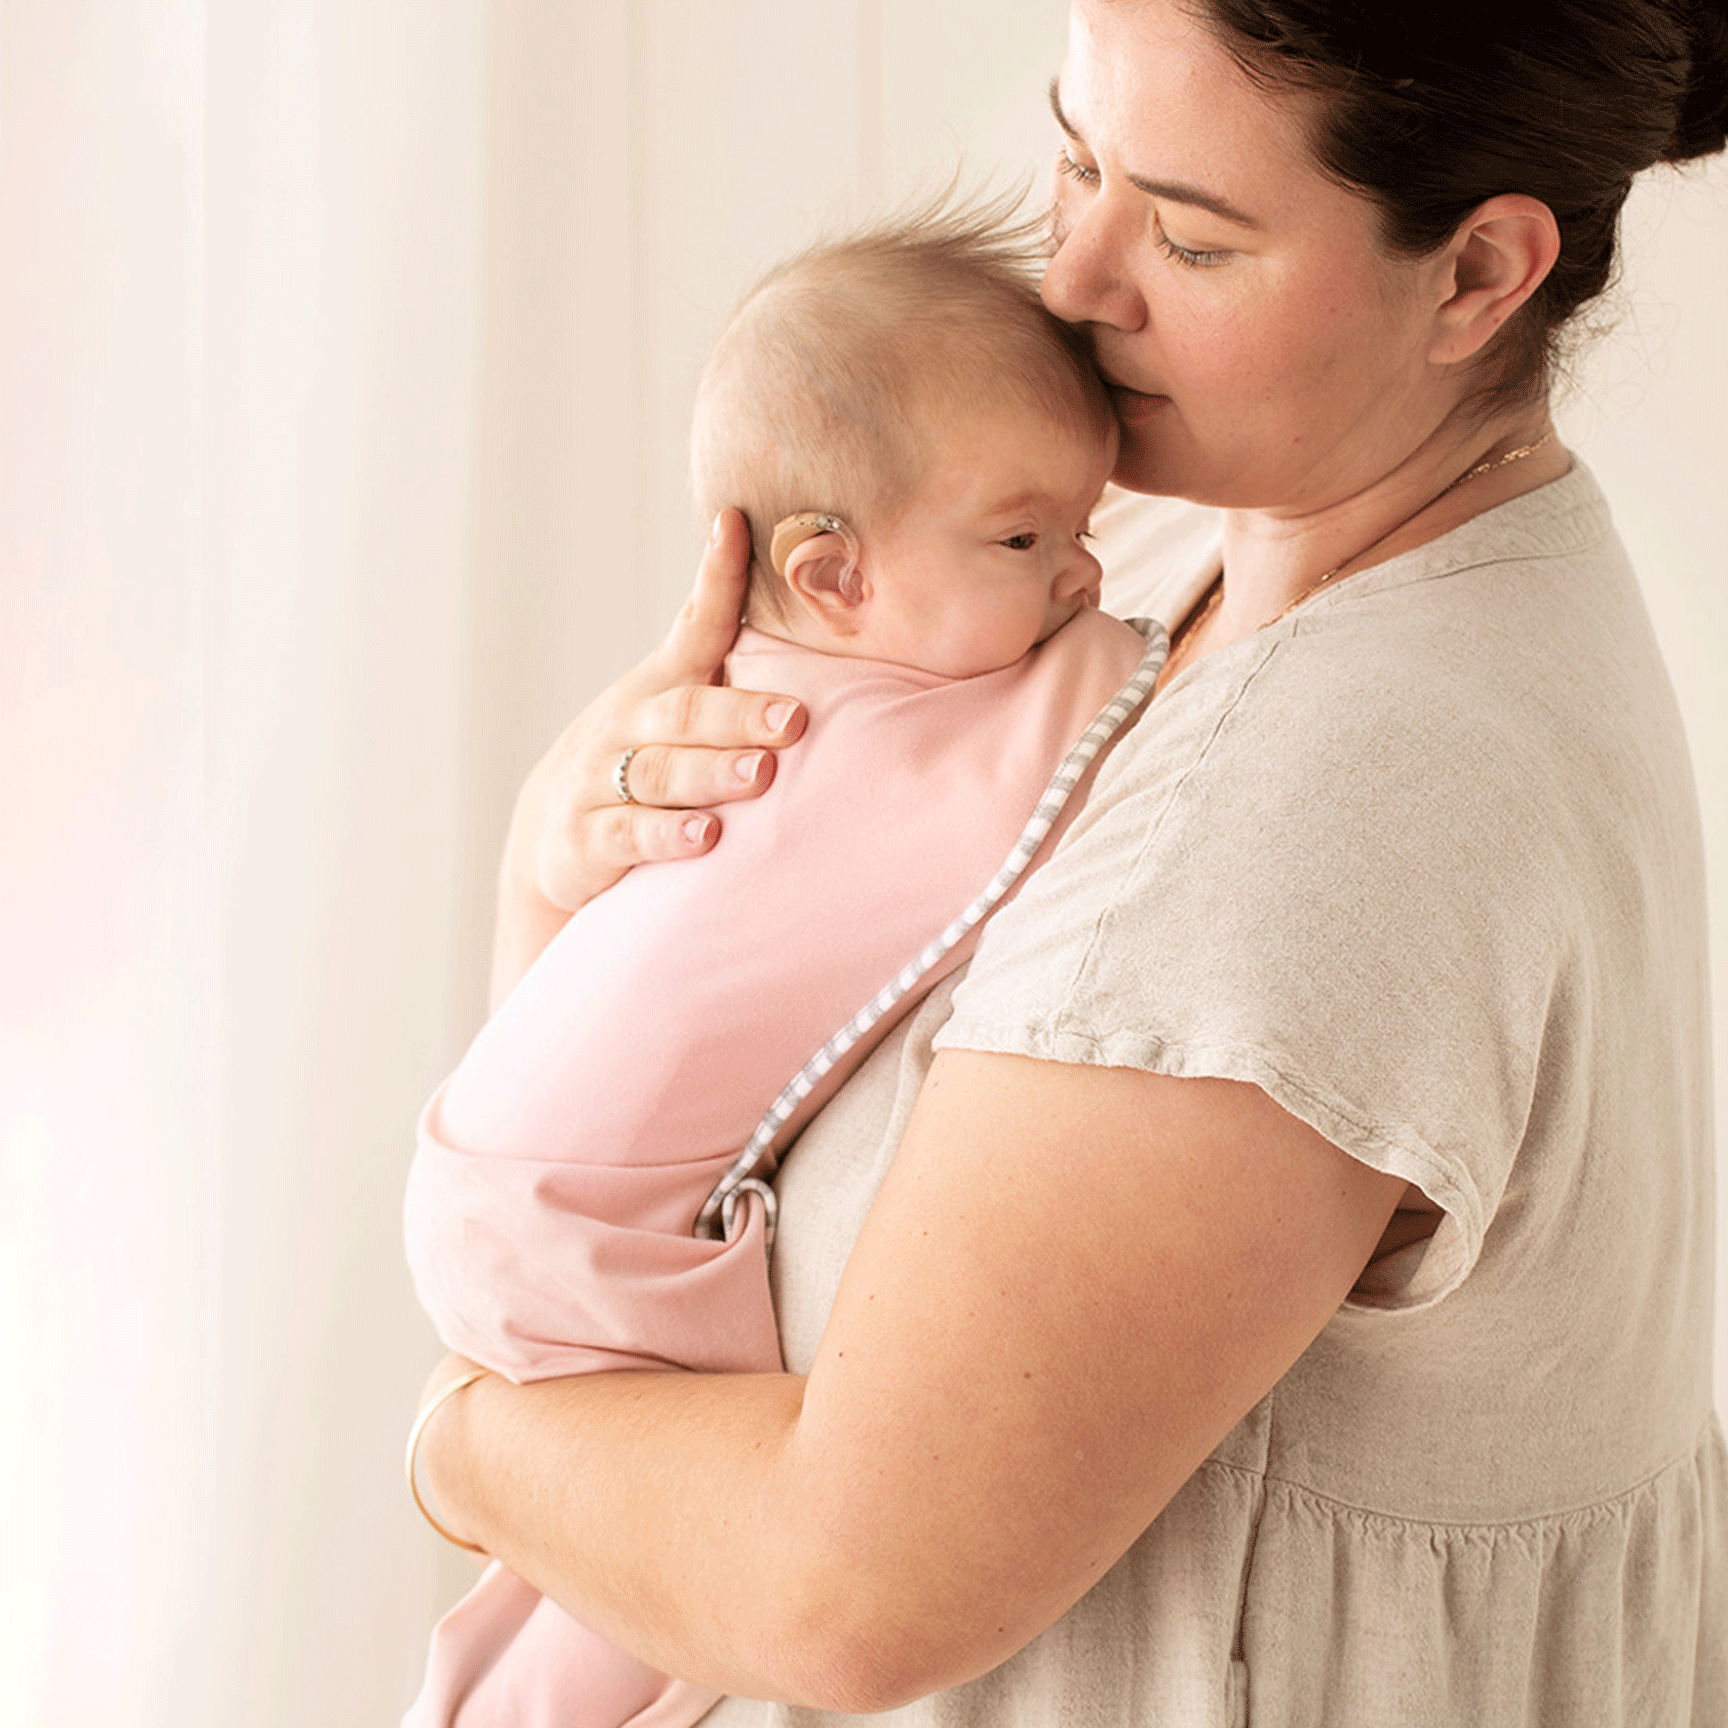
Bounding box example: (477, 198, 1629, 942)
(1060, 0, 1327, 214)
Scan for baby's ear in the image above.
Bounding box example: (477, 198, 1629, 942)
(772, 512, 867, 629)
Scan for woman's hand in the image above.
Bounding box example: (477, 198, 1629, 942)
(492, 509, 807, 1001)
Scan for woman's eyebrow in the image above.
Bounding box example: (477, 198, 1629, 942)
(1047, 77, 1264, 231)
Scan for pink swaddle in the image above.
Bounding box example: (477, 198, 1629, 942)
(403, 609, 1161, 1727)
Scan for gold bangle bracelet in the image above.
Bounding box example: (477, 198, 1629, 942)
(405, 1367, 491, 1553)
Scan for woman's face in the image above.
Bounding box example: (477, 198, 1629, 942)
(1044, 0, 1453, 511)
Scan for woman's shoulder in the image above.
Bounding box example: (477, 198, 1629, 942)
(947, 463, 1691, 1045)
(1144, 464, 1654, 773)
(978, 462, 1698, 1035)
(938, 465, 1709, 1321)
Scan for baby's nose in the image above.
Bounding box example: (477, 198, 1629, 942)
(1057, 544, 1104, 601)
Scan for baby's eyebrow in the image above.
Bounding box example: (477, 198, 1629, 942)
(984, 490, 1049, 518)
(1047, 77, 1264, 232)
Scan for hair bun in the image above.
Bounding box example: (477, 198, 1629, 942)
(1667, 0, 1728, 161)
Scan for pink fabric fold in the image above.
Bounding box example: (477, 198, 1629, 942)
(403, 610, 1152, 1728)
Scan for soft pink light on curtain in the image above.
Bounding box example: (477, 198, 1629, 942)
(1, 2, 490, 1722)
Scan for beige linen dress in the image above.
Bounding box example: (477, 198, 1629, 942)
(702, 467, 1726, 1727)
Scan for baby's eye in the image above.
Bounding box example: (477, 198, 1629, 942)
(1000, 532, 1038, 551)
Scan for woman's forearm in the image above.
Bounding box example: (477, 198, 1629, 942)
(415, 1054, 1407, 1717)
(418, 1364, 857, 1706)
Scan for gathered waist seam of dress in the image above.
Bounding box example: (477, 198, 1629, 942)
(1193, 1411, 1724, 1535)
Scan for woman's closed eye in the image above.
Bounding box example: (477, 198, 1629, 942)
(1056, 148, 1228, 267)
(1156, 224, 1230, 269)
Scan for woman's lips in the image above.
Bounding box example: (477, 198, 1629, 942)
(1105, 378, 1168, 420)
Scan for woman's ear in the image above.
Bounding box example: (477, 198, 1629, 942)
(771, 512, 867, 632)
(1427, 194, 1561, 366)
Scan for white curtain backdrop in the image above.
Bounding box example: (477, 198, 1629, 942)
(0, 4, 1721, 1724)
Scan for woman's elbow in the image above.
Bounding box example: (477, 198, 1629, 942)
(750, 1617, 982, 1715)
(741, 1551, 1034, 1714)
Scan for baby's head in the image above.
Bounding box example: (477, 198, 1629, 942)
(690, 198, 1119, 678)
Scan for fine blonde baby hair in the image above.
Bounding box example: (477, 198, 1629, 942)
(689, 188, 1115, 618)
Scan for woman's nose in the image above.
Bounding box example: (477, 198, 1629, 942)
(1042, 201, 1146, 334)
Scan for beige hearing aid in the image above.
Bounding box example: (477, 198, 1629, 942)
(768, 511, 860, 577)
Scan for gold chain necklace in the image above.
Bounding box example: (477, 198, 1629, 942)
(1165, 427, 1557, 678)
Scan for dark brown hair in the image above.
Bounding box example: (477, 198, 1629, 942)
(1191, 0, 1728, 405)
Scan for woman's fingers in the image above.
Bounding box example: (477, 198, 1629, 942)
(525, 799, 724, 922)
(583, 804, 722, 875)
(632, 681, 806, 757)
(505, 674, 799, 923)
(617, 506, 806, 762)
(619, 740, 778, 812)
(493, 508, 811, 996)
(654, 507, 756, 685)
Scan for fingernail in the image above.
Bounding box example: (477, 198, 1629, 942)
(733, 751, 765, 783)
(682, 814, 715, 846)
(711, 512, 725, 544)
(763, 701, 796, 733)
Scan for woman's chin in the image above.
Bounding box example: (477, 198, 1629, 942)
(1108, 398, 1192, 495)
(1110, 435, 1183, 499)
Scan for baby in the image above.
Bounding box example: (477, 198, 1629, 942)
(402, 199, 1161, 1728)
(702, 202, 1115, 679)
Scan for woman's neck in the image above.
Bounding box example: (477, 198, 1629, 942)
(1206, 407, 1567, 648)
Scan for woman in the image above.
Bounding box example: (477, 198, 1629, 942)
(415, 0, 1728, 1721)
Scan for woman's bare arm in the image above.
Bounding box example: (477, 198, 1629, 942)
(490, 509, 807, 1001)
(417, 1049, 1407, 1711)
